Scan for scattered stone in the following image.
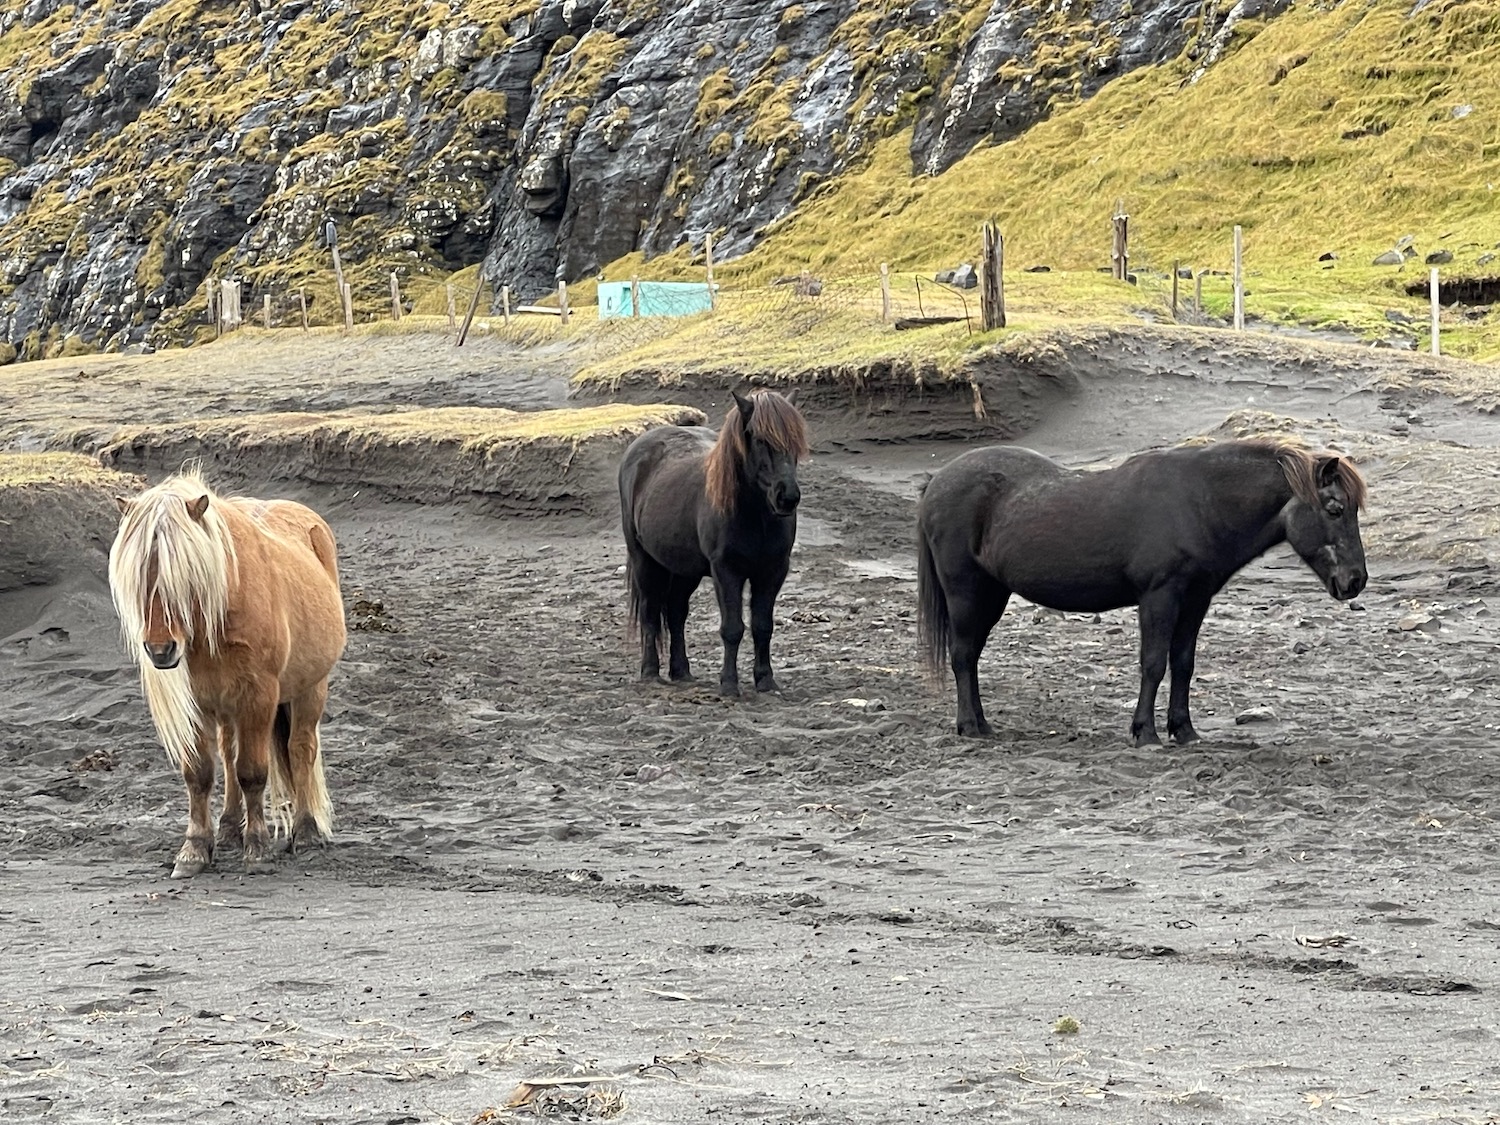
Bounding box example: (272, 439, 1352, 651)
(1177, 266, 1194, 279)
(1384, 308, 1413, 324)
(934, 268, 955, 285)
(1477, 252, 1495, 266)
(1453, 104, 1473, 119)
(1395, 612, 1440, 633)
(1372, 250, 1404, 267)
(1425, 249, 1453, 266)
(635, 763, 671, 782)
(841, 697, 887, 712)
(1395, 234, 1416, 251)
(1024, 264, 1052, 273)
(1317, 251, 1337, 262)
(1235, 705, 1278, 725)
(1292, 641, 1310, 654)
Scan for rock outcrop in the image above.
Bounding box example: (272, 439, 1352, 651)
(0, 0, 1255, 357)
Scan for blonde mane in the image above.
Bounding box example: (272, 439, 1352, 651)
(108, 469, 238, 765)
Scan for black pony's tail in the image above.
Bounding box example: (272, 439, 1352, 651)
(623, 549, 662, 658)
(916, 526, 950, 677)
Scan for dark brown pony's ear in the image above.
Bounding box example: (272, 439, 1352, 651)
(186, 494, 210, 521)
(1315, 456, 1341, 489)
(732, 390, 754, 423)
(115, 496, 135, 514)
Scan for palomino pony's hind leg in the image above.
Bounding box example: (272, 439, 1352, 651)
(173, 727, 217, 878)
(231, 683, 281, 872)
(284, 682, 334, 852)
(664, 575, 700, 682)
(216, 723, 244, 851)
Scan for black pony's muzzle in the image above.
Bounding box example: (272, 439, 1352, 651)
(771, 483, 801, 516)
(1330, 569, 1367, 601)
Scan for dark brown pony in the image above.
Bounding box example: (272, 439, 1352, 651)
(619, 390, 810, 695)
(917, 438, 1368, 744)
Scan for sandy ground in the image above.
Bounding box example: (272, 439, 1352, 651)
(3, 328, 1500, 1124)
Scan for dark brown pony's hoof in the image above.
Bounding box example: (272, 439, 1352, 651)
(172, 838, 212, 879)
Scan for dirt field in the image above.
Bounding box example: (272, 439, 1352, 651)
(3, 328, 1499, 1124)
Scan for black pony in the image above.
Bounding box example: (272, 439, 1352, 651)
(619, 390, 810, 696)
(917, 438, 1368, 744)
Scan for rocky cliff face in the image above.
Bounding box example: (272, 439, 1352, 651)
(0, 0, 1243, 357)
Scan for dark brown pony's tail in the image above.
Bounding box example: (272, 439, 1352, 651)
(623, 553, 662, 659)
(916, 527, 950, 676)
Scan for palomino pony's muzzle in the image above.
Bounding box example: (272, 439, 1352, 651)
(144, 640, 181, 670)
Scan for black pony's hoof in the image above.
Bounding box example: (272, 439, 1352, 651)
(718, 682, 741, 699)
(956, 719, 994, 738)
(1170, 727, 1201, 746)
(755, 677, 780, 694)
(669, 670, 696, 684)
(1132, 731, 1164, 748)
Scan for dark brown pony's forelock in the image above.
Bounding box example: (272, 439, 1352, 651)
(1240, 438, 1367, 511)
(704, 391, 810, 514)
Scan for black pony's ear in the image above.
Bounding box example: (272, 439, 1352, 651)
(782, 387, 797, 405)
(732, 390, 755, 423)
(186, 494, 210, 521)
(1315, 456, 1341, 489)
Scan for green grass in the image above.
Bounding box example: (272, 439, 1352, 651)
(0, 451, 134, 489)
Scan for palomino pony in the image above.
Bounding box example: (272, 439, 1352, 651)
(619, 390, 810, 696)
(917, 438, 1368, 744)
(109, 471, 346, 877)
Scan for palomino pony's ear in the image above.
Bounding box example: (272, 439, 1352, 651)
(732, 390, 755, 424)
(114, 496, 135, 515)
(186, 494, 210, 521)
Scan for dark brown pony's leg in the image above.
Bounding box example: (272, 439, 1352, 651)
(1132, 585, 1183, 747)
(234, 685, 280, 872)
(172, 728, 216, 878)
(749, 566, 788, 692)
(711, 565, 746, 697)
(664, 575, 699, 682)
(947, 588, 1006, 738)
(1166, 587, 1214, 746)
(216, 723, 244, 851)
(287, 682, 334, 853)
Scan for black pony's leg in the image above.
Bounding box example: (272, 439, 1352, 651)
(1167, 588, 1213, 745)
(634, 554, 668, 681)
(948, 586, 1007, 738)
(665, 575, 700, 682)
(750, 565, 789, 692)
(1132, 586, 1182, 747)
(711, 565, 747, 697)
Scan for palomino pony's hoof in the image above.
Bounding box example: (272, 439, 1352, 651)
(291, 817, 330, 856)
(216, 824, 244, 852)
(171, 840, 212, 879)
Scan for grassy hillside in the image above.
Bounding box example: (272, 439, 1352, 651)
(602, 0, 1500, 364)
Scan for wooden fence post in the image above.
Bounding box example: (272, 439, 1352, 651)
(263, 293, 272, 330)
(630, 275, 641, 318)
(502, 284, 512, 325)
(1111, 207, 1129, 281)
(208, 278, 219, 336)
(705, 231, 717, 310)
(340, 281, 353, 331)
(331, 244, 345, 302)
(980, 221, 1005, 331)
(456, 281, 484, 346)
(558, 280, 570, 326)
(445, 284, 456, 332)
(1232, 225, 1244, 330)
(298, 287, 308, 331)
(1171, 259, 1180, 320)
(879, 262, 891, 324)
(1194, 269, 1204, 315)
(1430, 267, 1440, 356)
(389, 271, 402, 321)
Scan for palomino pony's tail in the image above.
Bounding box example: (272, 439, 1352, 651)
(916, 527, 951, 677)
(266, 703, 334, 839)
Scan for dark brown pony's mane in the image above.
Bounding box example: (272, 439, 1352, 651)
(704, 391, 810, 514)
(1235, 437, 1367, 511)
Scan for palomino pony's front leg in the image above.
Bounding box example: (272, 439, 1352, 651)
(711, 565, 747, 697)
(216, 723, 244, 851)
(1132, 586, 1183, 747)
(749, 568, 788, 692)
(172, 727, 217, 878)
(233, 686, 281, 872)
